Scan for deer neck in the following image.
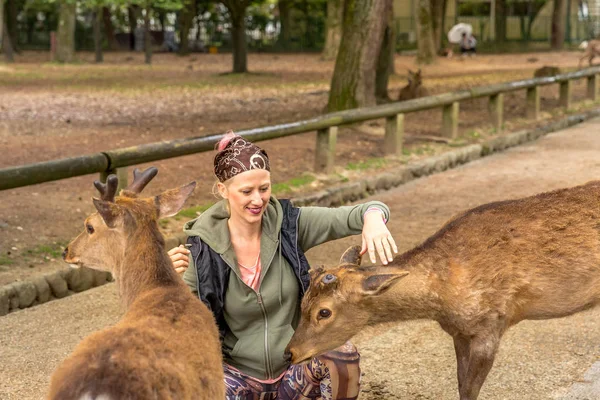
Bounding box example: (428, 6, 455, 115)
(114, 228, 181, 308)
(365, 250, 445, 325)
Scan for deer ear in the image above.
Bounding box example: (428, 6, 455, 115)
(361, 272, 408, 295)
(339, 245, 362, 266)
(156, 181, 197, 219)
(93, 198, 120, 228)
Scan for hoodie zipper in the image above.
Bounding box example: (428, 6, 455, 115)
(256, 293, 273, 379)
(259, 241, 278, 379)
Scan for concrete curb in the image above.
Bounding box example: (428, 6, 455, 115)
(2, 108, 599, 316)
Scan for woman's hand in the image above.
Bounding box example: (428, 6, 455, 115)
(168, 245, 190, 274)
(361, 211, 398, 265)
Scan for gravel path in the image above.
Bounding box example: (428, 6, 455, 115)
(2, 118, 600, 399)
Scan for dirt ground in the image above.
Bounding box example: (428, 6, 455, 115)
(0, 50, 598, 285)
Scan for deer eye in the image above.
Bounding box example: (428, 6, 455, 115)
(318, 309, 332, 319)
(86, 224, 95, 234)
(322, 274, 336, 284)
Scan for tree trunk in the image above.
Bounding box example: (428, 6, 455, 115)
(2, 5, 14, 63)
(322, 0, 344, 60)
(144, 6, 152, 64)
(102, 7, 119, 50)
(25, 14, 35, 44)
(415, 0, 436, 64)
(277, 0, 291, 49)
(495, 0, 506, 43)
(0, 0, 4, 52)
(93, 9, 103, 63)
(222, 1, 249, 72)
(157, 10, 166, 34)
(551, 0, 567, 49)
(231, 15, 247, 72)
(375, 0, 395, 101)
(128, 6, 139, 51)
(430, 0, 445, 51)
(55, 0, 76, 63)
(327, 0, 388, 111)
(6, 0, 18, 52)
(179, 0, 196, 55)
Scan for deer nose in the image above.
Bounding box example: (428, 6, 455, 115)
(62, 247, 68, 260)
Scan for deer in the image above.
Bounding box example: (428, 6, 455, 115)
(48, 167, 225, 400)
(579, 39, 600, 68)
(285, 180, 600, 400)
(398, 69, 428, 101)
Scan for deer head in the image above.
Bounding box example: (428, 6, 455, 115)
(407, 69, 422, 87)
(62, 167, 196, 273)
(285, 246, 408, 363)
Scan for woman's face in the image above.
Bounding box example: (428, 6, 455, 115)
(218, 169, 272, 224)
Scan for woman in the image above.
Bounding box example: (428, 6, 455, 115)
(169, 132, 397, 400)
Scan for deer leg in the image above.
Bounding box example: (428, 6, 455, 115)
(453, 335, 470, 396)
(460, 336, 500, 400)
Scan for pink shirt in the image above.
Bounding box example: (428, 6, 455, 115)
(238, 253, 262, 292)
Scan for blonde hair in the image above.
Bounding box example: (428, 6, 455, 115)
(211, 180, 230, 215)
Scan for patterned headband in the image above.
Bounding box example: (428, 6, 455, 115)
(213, 135, 270, 182)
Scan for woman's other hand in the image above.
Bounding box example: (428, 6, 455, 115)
(361, 211, 398, 265)
(168, 245, 190, 273)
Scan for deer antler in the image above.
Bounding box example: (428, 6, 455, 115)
(126, 167, 158, 194)
(93, 175, 119, 202)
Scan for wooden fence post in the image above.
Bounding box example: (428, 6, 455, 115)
(526, 86, 540, 120)
(442, 102, 459, 139)
(314, 126, 338, 174)
(587, 74, 598, 101)
(488, 93, 504, 132)
(384, 114, 404, 156)
(99, 167, 129, 192)
(559, 80, 572, 109)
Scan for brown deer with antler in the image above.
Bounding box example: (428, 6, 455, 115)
(398, 69, 428, 101)
(286, 180, 600, 400)
(48, 168, 224, 400)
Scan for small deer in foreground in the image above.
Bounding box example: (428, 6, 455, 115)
(48, 168, 224, 400)
(579, 39, 600, 68)
(286, 180, 600, 400)
(398, 69, 428, 101)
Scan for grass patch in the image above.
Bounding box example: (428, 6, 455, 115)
(336, 174, 350, 183)
(412, 145, 436, 156)
(272, 183, 292, 193)
(0, 255, 14, 266)
(23, 241, 68, 260)
(272, 173, 316, 195)
(346, 157, 387, 171)
(176, 203, 214, 219)
(467, 130, 481, 139)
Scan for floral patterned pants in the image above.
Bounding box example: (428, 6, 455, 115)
(223, 342, 360, 400)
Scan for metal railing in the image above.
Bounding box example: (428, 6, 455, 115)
(1, 66, 600, 191)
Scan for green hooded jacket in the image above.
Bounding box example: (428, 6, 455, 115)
(182, 196, 390, 380)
